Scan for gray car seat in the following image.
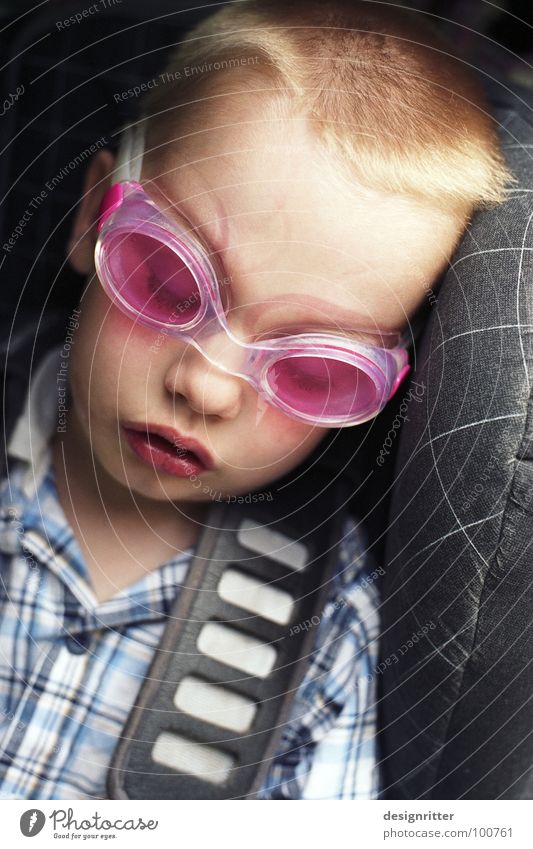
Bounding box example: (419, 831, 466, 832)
(378, 98, 533, 799)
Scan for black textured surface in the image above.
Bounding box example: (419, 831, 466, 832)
(378, 106, 533, 800)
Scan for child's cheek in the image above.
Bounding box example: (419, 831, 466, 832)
(255, 401, 327, 455)
(69, 289, 146, 416)
(93, 297, 162, 375)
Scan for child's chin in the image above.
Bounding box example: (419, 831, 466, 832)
(119, 466, 212, 504)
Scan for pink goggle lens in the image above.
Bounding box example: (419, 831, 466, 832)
(266, 355, 378, 419)
(107, 232, 202, 325)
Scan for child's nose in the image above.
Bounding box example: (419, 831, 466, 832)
(163, 344, 244, 419)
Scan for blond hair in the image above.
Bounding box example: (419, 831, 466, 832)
(140, 0, 512, 211)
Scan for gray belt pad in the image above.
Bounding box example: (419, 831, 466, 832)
(107, 475, 349, 799)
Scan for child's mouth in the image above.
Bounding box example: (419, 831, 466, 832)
(122, 424, 212, 478)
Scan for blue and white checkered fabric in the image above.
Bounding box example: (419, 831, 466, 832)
(0, 349, 381, 800)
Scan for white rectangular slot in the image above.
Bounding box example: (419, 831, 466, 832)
(197, 622, 276, 678)
(174, 676, 257, 733)
(152, 731, 234, 784)
(218, 568, 294, 625)
(237, 519, 308, 571)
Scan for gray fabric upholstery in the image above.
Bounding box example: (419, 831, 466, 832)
(379, 103, 533, 799)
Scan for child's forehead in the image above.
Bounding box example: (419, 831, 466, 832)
(145, 95, 319, 195)
(141, 97, 463, 333)
(145, 109, 396, 249)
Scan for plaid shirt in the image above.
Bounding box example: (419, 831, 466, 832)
(0, 347, 381, 800)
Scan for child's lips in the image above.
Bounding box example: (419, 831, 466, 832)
(121, 421, 214, 474)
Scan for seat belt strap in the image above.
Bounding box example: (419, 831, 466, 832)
(107, 472, 351, 799)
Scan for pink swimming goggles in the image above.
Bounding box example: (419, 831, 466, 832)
(95, 124, 411, 428)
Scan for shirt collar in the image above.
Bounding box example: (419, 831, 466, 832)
(7, 344, 64, 499)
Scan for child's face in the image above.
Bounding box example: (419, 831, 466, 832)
(67, 91, 464, 505)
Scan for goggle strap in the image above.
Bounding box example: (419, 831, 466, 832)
(114, 123, 145, 185)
